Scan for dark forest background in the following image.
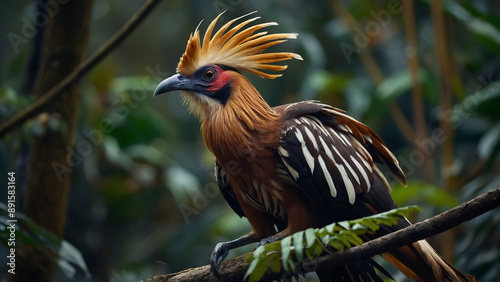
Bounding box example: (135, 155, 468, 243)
(1, 0, 499, 281)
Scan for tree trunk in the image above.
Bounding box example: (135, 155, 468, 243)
(13, 0, 93, 281)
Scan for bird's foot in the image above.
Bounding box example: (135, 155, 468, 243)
(257, 236, 278, 248)
(210, 242, 228, 277)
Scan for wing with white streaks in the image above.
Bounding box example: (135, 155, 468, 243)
(278, 115, 374, 205)
(275, 101, 406, 209)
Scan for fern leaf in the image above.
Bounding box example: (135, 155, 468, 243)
(244, 205, 420, 281)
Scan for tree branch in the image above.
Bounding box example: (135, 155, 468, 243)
(0, 0, 163, 138)
(143, 187, 500, 281)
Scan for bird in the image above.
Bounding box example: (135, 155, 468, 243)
(154, 11, 475, 282)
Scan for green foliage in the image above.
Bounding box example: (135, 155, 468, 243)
(444, 0, 500, 54)
(0, 203, 90, 280)
(376, 69, 427, 101)
(391, 181, 459, 211)
(456, 175, 500, 280)
(244, 206, 421, 281)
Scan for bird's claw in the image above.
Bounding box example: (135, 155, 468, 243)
(210, 242, 228, 276)
(257, 236, 278, 248)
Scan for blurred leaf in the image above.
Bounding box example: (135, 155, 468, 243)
(470, 82, 500, 120)
(360, 218, 380, 232)
(0, 87, 33, 109)
(124, 144, 164, 164)
(59, 241, 91, 278)
(103, 136, 133, 169)
(0, 203, 90, 280)
(343, 77, 373, 119)
(281, 236, 292, 271)
(391, 180, 459, 210)
(57, 241, 91, 280)
(478, 124, 500, 159)
(89, 62, 117, 92)
(308, 71, 351, 98)
(108, 105, 174, 148)
(444, 0, 500, 54)
(165, 165, 201, 203)
(376, 69, 428, 101)
(455, 175, 500, 279)
(478, 124, 500, 172)
(452, 81, 500, 122)
(462, 3, 500, 30)
(292, 231, 304, 262)
(305, 228, 316, 248)
(244, 246, 266, 281)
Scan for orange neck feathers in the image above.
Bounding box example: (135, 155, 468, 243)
(201, 72, 280, 166)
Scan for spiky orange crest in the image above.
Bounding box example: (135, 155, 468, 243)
(176, 11, 303, 79)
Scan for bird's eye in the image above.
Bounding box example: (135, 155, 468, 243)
(203, 68, 217, 81)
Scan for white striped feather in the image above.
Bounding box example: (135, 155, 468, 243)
(260, 183, 272, 212)
(329, 128, 347, 147)
(336, 163, 356, 204)
(299, 117, 311, 125)
(279, 154, 299, 180)
(350, 155, 370, 190)
(278, 145, 289, 157)
(342, 156, 360, 185)
(318, 155, 337, 197)
(319, 136, 335, 163)
(295, 129, 315, 174)
(338, 124, 348, 132)
(303, 126, 319, 151)
(339, 133, 352, 148)
(284, 102, 299, 111)
(373, 165, 391, 192)
(345, 125, 353, 134)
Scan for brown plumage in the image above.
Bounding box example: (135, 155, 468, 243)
(154, 11, 475, 281)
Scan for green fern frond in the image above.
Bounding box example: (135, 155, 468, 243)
(244, 205, 421, 282)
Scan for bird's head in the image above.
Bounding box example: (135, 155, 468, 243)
(154, 11, 302, 120)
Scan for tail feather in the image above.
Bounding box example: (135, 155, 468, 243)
(383, 240, 476, 282)
(414, 240, 477, 281)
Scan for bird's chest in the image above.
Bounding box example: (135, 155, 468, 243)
(202, 112, 286, 218)
(216, 148, 287, 220)
(201, 111, 280, 164)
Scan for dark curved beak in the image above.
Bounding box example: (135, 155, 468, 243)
(154, 73, 197, 96)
